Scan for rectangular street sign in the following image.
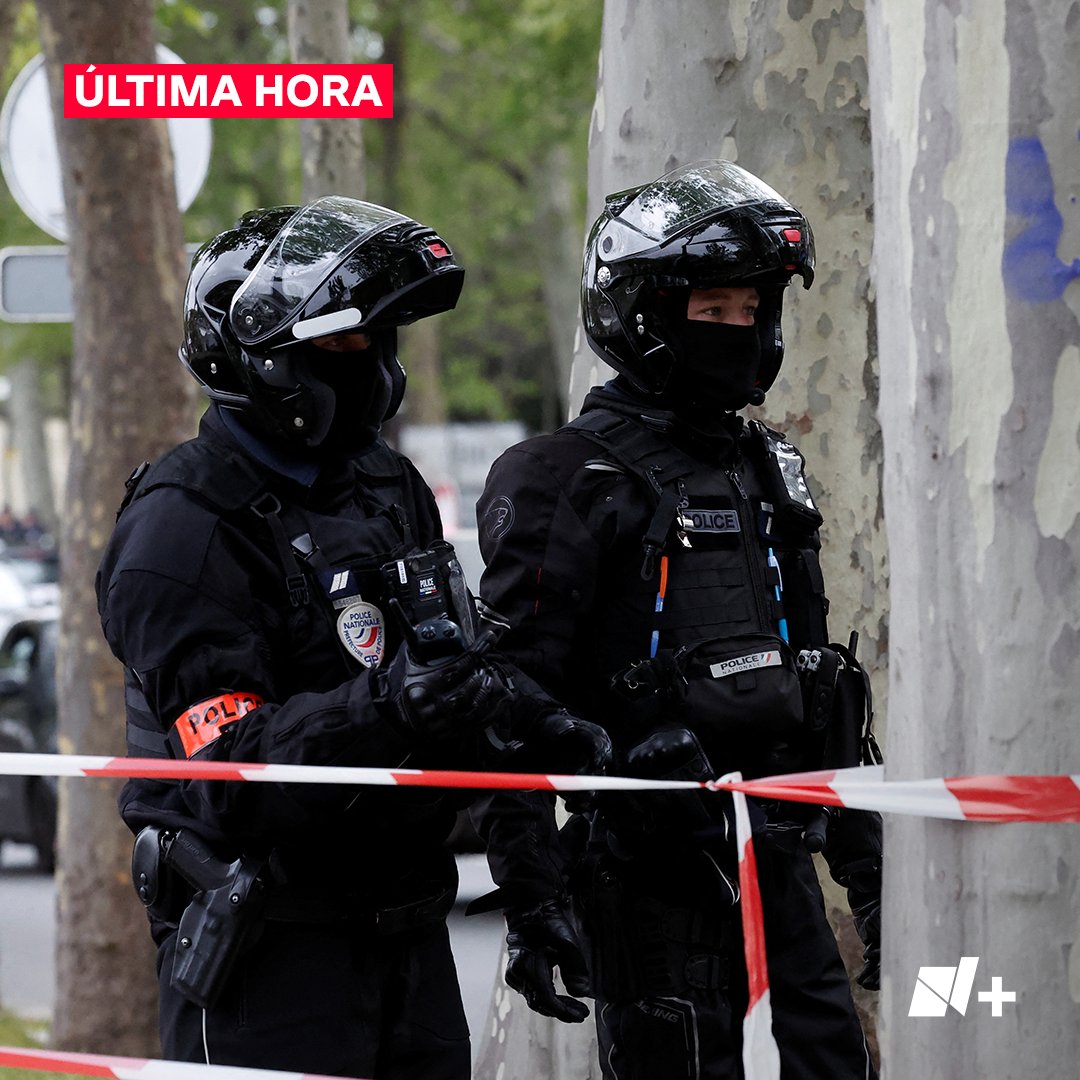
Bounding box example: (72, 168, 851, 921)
(0, 243, 203, 323)
(0, 245, 72, 322)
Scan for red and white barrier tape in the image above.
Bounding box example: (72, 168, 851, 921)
(730, 776, 781, 1080)
(3, 754, 1080, 822)
(3, 754, 1077, 1080)
(0, 1046, 363, 1080)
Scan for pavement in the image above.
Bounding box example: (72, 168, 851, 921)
(0, 843, 54, 1019)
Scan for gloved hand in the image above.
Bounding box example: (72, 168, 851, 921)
(384, 638, 513, 743)
(504, 897, 591, 1023)
(624, 725, 712, 779)
(526, 710, 614, 776)
(848, 874, 881, 990)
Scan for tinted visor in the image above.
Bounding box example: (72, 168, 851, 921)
(605, 161, 794, 260)
(230, 197, 409, 346)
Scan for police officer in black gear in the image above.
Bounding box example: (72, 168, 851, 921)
(97, 196, 608, 1079)
(472, 162, 882, 1078)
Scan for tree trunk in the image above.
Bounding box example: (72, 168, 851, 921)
(400, 317, 446, 426)
(36, 0, 191, 1055)
(287, 0, 365, 201)
(531, 143, 582, 429)
(495, 1, 882, 1074)
(8, 358, 58, 533)
(867, 1, 1080, 1074)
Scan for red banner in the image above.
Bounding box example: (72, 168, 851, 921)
(63, 64, 393, 118)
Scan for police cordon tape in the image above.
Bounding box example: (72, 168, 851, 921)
(0, 777, 782, 1080)
(0, 1046, 367, 1080)
(1, 753, 1080, 822)
(3, 755, 1078, 1080)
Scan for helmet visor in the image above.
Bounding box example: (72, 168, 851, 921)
(608, 161, 792, 259)
(230, 197, 409, 346)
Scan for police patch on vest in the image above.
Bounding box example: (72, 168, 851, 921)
(709, 651, 781, 679)
(683, 507, 741, 534)
(337, 600, 386, 668)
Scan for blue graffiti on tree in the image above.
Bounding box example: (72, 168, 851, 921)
(1002, 136, 1080, 302)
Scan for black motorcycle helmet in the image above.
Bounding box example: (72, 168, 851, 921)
(180, 196, 465, 448)
(581, 160, 815, 399)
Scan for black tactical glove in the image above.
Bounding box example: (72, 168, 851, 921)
(383, 635, 513, 743)
(519, 709, 614, 777)
(848, 874, 881, 990)
(504, 897, 591, 1023)
(824, 808, 882, 991)
(624, 725, 712, 778)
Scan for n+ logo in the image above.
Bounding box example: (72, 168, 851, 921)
(908, 957, 1017, 1018)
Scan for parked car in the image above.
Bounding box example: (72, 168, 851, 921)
(0, 617, 58, 871)
(1, 548, 60, 611)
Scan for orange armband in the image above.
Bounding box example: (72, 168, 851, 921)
(173, 691, 265, 758)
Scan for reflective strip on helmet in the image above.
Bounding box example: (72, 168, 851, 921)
(291, 307, 364, 340)
(173, 692, 265, 758)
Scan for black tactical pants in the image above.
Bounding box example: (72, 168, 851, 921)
(593, 831, 875, 1080)
(157, 918, 471, 1079)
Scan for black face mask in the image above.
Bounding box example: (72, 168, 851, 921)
(663, 320, 762, 420)
(299, 343, 391, 455)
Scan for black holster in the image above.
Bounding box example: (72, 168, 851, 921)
(132, 827, 267, 1009)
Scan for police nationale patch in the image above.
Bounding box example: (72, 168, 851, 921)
(683, 507, 741, 533)
(709, 651, 781, 679)
(336, 600, 386, 668)
(483, 495, 515, 540)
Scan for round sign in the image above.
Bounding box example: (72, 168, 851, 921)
(0, 46, 212, 241)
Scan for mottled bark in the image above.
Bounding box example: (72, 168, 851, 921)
(36, 0, 191, 1055)
(287, 0, 365, 201)
(868, 0, 1080, 1074)
(488, 0, 884, 1073)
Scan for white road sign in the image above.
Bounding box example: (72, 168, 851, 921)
(0, 46, 212, 241)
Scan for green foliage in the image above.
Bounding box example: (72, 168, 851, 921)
(0, 1011, 53, 1080)
(364, 0, 600, 426)
(0, 0, 601, 427)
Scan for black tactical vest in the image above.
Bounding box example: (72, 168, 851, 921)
(565, 407, 828, 774)
(114, 434, 426, 759)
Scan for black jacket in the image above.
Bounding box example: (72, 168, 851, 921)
(97, 405, 459, 911)
(472, 382, 830, 902)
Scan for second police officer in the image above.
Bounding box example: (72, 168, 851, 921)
(97, 197, 609, 1079)
(473, 161, 883, 1078)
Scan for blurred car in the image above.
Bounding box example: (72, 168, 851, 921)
(0, 617, 58, 872)
(0, 561, 30, 635)
(0, 548, 60, 611)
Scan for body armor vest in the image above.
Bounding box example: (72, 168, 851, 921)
(115, 435, 425, 760)
(565, 407, 826, 775)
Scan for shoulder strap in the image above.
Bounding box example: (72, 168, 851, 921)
(118, 438, 269, 520)
(564, 409, 696, 579)
(117, 438, 319, 607)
